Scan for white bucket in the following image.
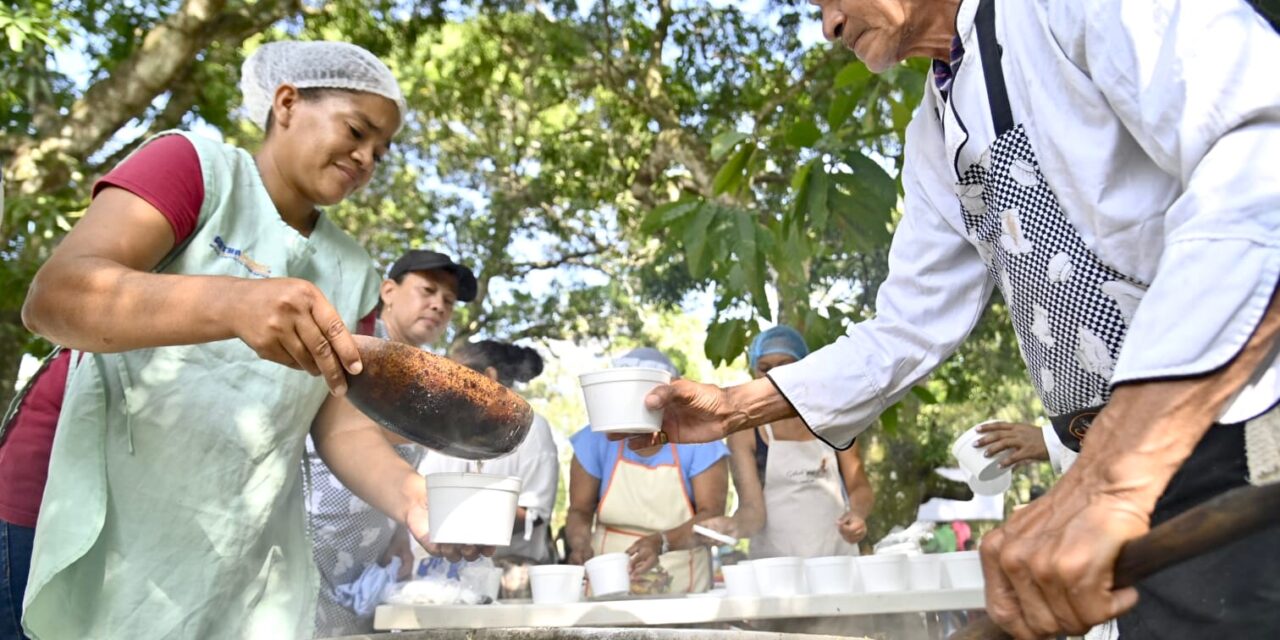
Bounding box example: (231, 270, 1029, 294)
(751, 557, 807, 597)
(579, 368, 672, 433)
(803, 556, 859, 595)
(907, 555, 943, 591)
(951, 423, 1013, 495)
(941, 551, 984, 589)
(857, 554, 908, 593)
(426, 472, 522, 546)
(529, 565, 585, 604)
(721, 562, 759, 597)
(585, 552, 632, 596)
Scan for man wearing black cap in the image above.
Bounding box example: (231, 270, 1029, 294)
(309, 249, 479, 637)
(373, 250, 479, 348)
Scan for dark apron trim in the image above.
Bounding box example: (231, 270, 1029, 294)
(975, 0, 1014, 137)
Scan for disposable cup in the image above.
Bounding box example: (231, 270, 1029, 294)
(907, 554, 943, 591)
(584, 552, 632, 596)
(426, 473, 522, 546)
(751, 557, 807, 597)
(721, 562, 759, 597)
(941, 551, 984, 589)
(803, 556, 859, 595)
(951, 423, 1013, 495)
(529, 565, 585, 604)
(579, 368, 672, 434)
(857, 554, 908, 593)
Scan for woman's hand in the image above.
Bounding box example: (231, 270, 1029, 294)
(975, 421, 1049, 468)
(231, 277, 363, 395)
(694, 515, 741, 542)
(567, 543, 594, 566)
(627, 534, 663, 577)
(836, 511, 868, 544)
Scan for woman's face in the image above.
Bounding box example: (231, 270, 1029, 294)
(271, 87, 401, 206)
(753, 352, 799, 379)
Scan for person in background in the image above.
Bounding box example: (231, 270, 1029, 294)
(697, 326, 875, 559)
(418, 340, 560, 599)
(565, 348, 729, 594)
(13, 40, 439, 640)
(308, 249, 477, 637)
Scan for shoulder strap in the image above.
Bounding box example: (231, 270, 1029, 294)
(976, 0, 1014, 136)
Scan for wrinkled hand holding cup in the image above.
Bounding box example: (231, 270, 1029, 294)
(579, 367, 672, 434)
(951, 422, 1013, 495)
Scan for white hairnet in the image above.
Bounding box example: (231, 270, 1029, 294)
(240, 41, 408, 133)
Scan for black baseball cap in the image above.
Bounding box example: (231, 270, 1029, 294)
(386, 250, 478, 302)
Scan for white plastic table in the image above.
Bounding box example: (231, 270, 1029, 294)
(374, 588, 985, 630)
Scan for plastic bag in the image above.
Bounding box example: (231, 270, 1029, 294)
(382, 556, 502, 606)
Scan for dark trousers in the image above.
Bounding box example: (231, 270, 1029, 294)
(1117, 422, 1280, 639)
(0, 518, 33, 640)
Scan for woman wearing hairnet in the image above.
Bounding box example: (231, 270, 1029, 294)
(697, 326, 875, 558)
(564, 348, 728, 595)
(16, 41, 436, 639)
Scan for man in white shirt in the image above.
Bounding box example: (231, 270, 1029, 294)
(639, 1, 1280, 638)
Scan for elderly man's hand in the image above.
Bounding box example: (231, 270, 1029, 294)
(981, 462, 1147, 638)
(614, 379, 738, 449)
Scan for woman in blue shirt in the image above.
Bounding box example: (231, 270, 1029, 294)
(564, 348, 728, 594)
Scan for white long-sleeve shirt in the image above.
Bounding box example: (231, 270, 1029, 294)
(771, 0, 1280, 448)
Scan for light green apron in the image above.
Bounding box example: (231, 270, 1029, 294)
(22, 131, 381, 639)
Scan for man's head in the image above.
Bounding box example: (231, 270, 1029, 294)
(379, 250, 477, 346)
(809, 0, 957, 73)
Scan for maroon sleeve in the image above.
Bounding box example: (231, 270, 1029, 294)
(93, 135, 204, 246)
(357, 311, 378, 336)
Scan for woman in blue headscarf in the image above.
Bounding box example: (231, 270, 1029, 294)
(698, 326, 875, 559)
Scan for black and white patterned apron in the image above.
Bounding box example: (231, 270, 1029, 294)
(953, 0, 1147, 452)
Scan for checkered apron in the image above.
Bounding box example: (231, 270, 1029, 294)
(954, 0, 1148, 452)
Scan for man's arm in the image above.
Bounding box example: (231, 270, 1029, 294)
(982, 283, 1280, 638)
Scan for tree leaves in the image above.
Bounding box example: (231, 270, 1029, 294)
(710, 131, 750, 160)
(785, 120, 821, 148)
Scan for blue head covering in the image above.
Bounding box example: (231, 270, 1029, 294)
(748, 325, 808, 372)
(611, 347, 680, 377)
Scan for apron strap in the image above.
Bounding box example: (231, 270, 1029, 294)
(976, 0, 1014, 136)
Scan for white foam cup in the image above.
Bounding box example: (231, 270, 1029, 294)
(941, 551, 984, 589)
(951, 423, 1013, 496)
(803, 556, 858, 595)
(579, 368, 673, 434)
(529, 565, 585, 604)
(857, 554, 909, 593)
(426, 473, 522, 546)
(721, 562, 759, 597)
(751, 557, 807, 597)
(907, 554, 944, 591)
(584, 552, 632, 596)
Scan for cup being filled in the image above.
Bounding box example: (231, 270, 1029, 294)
(584, 552, 633, 596)
(426, 472, 522, 546)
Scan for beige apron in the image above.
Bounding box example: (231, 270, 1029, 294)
(590, 443, 711, 593)
(749, 424, 858, 560)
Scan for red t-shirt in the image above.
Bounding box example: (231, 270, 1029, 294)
(0, 136, 378, 527)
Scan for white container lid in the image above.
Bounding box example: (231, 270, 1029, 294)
(427, 472, 522, 492)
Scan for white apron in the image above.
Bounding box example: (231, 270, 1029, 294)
(748, 424, 858, 560)
(590, 443, 710, 593)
